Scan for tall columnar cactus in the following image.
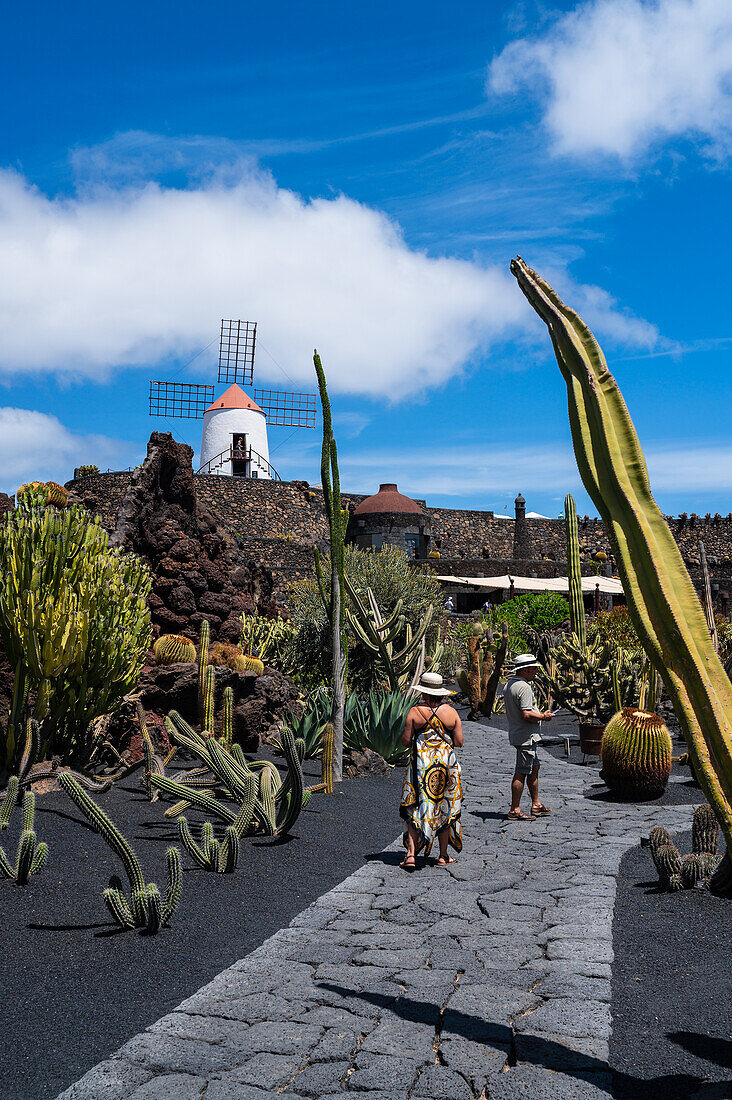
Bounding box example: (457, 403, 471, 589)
(322, 722, 334, 794)
(197, 619, 210, 726)
(153, 634, 196, 666)
(565, 494, 586, 648)
(345, 577, 432, 693)
(203, 666, 216, 735)
(0, 781, 48, 884)
(313, 351, 346, 784)
(511, 257, 732, 894)
(692, 803, 719, 855)
(59, 773, 182, 932)
(600, 707, 673, 799)
(222, 686, 234, 751)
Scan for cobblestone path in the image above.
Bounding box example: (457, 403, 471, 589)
(58, 723, 695, 1100)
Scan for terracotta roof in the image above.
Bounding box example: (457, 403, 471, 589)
(353, 483, 422, 516)
(205, 383, 263, 415)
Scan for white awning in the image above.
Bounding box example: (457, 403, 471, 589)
(434, 573, 624, 596)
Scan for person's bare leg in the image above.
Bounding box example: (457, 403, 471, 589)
(437, 829, 455, 864)
(510, 771, 526, 812)
(527, 766, 540, 807)
(401, 823, 419, 868)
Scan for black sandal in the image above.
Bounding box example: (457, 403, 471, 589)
(400, 856, 417, 872)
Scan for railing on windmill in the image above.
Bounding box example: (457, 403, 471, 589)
(196, 445, 281, 480)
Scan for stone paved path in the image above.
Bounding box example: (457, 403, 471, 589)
(57, 723, 695, 1100)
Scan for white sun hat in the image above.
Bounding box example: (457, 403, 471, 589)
(511, 653, 542, 671)
(416, 672, 454, 697)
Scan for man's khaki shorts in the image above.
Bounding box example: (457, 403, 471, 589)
(515, 744, 540, 775)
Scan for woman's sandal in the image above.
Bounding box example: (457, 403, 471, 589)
(507, 809, 534, 821)
(437, 856, 457, 866)
(532, 804, 552, 817)
(400, 856, 417, 872)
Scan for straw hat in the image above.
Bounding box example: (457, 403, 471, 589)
(416, 672, 453, 697)
(511, 653, 541, 671)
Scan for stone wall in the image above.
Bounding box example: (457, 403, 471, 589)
(66, 470, 732, 607)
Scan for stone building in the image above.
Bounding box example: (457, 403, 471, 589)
(346, 483, 431, 558)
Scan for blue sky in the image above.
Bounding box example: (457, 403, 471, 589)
(0, 0, 730, 517)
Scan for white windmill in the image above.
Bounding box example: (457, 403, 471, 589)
(149, 320, 316, 479)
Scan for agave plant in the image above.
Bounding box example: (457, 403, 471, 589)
(343, 691, 414, 766)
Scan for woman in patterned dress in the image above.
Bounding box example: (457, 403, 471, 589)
(400, 672, 463, 871)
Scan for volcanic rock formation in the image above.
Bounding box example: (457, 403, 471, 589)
(107, 432, 274, 643)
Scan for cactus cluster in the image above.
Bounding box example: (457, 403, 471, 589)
(0, 495, 151, 771)
(153, 634, 196, 666)
(208, 642, 250, 673)
(542, 633, 640, 723)
(0, 776, 48, 884)
(239, 612, 296, 670)
(456, 620, 509, 719)
(345, 576, 432, 693)
(59, 772, 182, 931)
(649, 806, 720, 892)
(600, 707, 673, 799)
(151, 711, 308, 845)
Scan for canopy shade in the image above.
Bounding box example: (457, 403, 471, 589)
(434, 574, 624, 596)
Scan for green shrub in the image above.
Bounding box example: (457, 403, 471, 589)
(287, 545, 444, 692)
(483, 592, 570, 653)
(76, 464, 99, 478)
(589, 605, 642, 652)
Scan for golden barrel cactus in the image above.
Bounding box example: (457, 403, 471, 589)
(601, 707, 672, 799)
(153, 634, 196, 666)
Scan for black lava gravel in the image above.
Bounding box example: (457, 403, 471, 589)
(0, 756, 403, 1100)
(610, 829, 732, 1099)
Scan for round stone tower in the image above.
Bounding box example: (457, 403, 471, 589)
(199, 383, 273, 478)
(347, 483, 430, 558)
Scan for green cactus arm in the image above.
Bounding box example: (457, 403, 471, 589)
(197, 620, 210, 725)
(29, 841, 48, 876)
(219, 827, 240, 873)
(203, 666, 215, 734)
(0, 776, 19, 831)
(58, 773, 146, 895)
(144, 884, 163, 934)
(0, 843, 14, 878)
(104, 879, 135, 928)
(275, 728, 305, 836)
(149, 774, 236, 822)
(15, 830, 38, 884)
(161, 847, 183, 922)
(222, 686, 234, 751)
(511, 256, 732, 855)
(177, 816, 211, 868)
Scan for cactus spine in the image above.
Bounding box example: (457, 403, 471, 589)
(197, 619, 210, 725)
(153, 634, 196, 666)
(240, 655, 264, 675)
(600, 708, 672, 799)
(565, 494, 586, 648)
(59, 773, 182, 931)
(0, 782, 48, 884)
(322, 722, 334, 794)
(511, 257, 732, 894)
(681, 853, 707, 889)
(692, 803, 719, 855)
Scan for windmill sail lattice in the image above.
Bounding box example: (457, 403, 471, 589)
(148, 320, 316, 480)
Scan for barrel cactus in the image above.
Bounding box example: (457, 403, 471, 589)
(45, 482, 68, 507)
(153, 634, 196, 666)
(692, 803, 719, 855)
(208, 642, 249, 672)
(681, 853, 707, 889)
(600, 708, 672, 799)
(241, 655, 264, 675)
(655, 843, 683, 890)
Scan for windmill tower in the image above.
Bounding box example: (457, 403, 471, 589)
(149, 320, 316, 480)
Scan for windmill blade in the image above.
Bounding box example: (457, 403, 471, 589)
(253, 389, 317, 428)
(218, 320, 257, 384)
(149, 381, 214, 419)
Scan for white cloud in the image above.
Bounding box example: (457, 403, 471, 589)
(0, 149, 661, 398)
(0, 407, 135, 494)
(489, 0, 732, 160)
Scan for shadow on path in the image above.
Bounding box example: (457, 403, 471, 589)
(319, 982, 720, 1099)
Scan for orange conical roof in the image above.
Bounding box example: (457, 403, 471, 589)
(205, 383, 263, 415)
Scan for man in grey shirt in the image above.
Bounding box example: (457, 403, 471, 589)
(504, 653, 553, 821)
